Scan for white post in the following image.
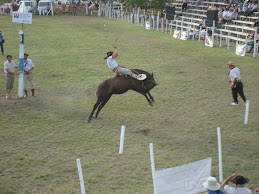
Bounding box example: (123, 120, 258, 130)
(86, 4, 88, 15)
(119, 125, 126, 154)
(217, 127, 223, 182)
(156, 11, 159, 32)
(220, 29, 222, 47)
(244, 100, 250, 124)
(170, 20, 173, 35)
(76, 159, 86, 194)
(253, 27, 257, 58)
(150, 143, 157, 194)
(18, 30, 24, 98)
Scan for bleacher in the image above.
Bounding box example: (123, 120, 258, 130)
(98, 1, 258, 57)
(170, 0, 258, 51)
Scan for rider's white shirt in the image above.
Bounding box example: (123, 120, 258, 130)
(107, 56, 118, 71)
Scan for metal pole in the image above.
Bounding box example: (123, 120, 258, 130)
(18, 26, 24, 98)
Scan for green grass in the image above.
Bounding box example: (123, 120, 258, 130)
(0, 15, 258, 193)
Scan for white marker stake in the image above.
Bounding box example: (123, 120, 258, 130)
(217, 127, 223, 182)
(244, 100, 250, 124)
(119, 125, 126, 154)
(76, 159, 86, 194)
(150, 143, 157, 194)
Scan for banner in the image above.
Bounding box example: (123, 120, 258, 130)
(12, 12, 32, 24)
(180, 31, 188, 40)
(173, 30, 180, 39)
(205, 35, 213, 47)
(154, 157, 211, 194)
(236, 42, 246, 56)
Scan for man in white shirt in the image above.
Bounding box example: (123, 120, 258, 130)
(104, 45, 145, 80)
(227, 61, 247, 106)
(23, 53, 36, 97)
(222, 174, 251, 194)
(4, 55, 18, 98)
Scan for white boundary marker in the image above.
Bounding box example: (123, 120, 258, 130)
(217, 127, 223, 182)
(119, 125, 126, 154)
(76, 159, 86, 194)
(149, 143, 157, 194)
(244, 100, 250, 124)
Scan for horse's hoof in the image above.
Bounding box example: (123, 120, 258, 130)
(149, 103, 153, 106)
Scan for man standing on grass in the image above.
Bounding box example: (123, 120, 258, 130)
(4, 55, 18, 99)
(23, 53, 36, 97)
(227, 61, 247, 106)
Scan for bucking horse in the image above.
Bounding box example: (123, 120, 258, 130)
(88, 69, 157, 123)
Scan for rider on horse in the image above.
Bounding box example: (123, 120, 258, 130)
(104, 45, 146, 80)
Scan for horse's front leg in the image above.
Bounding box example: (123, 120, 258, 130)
(142, 93, 153, 106)
(147, 91, 155, 102)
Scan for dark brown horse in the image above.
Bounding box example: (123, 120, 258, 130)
(88, 69, 157, 123)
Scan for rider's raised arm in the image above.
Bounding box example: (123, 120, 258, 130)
(112, 45, 118, 59)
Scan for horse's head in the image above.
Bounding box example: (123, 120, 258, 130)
(132, 69, 157, 91)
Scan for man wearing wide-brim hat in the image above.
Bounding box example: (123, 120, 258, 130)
(222, 173, 251, 194)
(203, 176, 225, 194)
(227, 61, 247, 106)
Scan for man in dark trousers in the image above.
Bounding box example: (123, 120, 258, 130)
(227, 61, 247, 106)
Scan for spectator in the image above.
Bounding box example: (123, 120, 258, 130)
(222, 174, 251, 194)
(4, 55, 18, 99)
(196, 0, 201, 6)
(182, 0, 188, 12)
(242, 0, 249, 13)
(247, 30, 259, 53)
(222, 7, 235, 24)
(227, 61, 247, 106)
(5, 6, 10, 16)
(0, 30, 4, 55)
(245, 1, 258, 16)
(23, 53, 36, 97)
(198, 16, 206, 30)
(203, 176, 225, 194)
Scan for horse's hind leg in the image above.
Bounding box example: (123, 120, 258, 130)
(147, 92, 155, 102)
(95, 95, 111, 119)
(88, 101, 101, 123)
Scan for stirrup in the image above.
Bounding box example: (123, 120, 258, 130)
(137, 74, 147, 81)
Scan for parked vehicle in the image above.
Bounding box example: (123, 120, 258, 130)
(18, 0, 37, 13)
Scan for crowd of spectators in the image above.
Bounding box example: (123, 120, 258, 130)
(193, 0, 258, 28)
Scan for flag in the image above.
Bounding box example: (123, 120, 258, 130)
(154, 157, 211, 194)
(236, 42, 246, 56)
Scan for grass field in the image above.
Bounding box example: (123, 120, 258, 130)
(0, 15, 258, 194)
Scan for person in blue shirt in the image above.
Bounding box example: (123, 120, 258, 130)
(0, 30, 4, 55)
(203, 177, 225, 194)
